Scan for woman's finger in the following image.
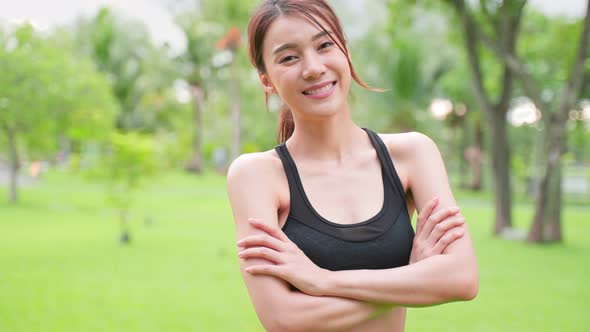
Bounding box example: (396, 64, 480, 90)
(248, 218, 291, 242)
(239, 247, 283, 264)
(416, 197, 439, 237)
(425, 216, 465, 246)
(237, 234, 286, 252)
(245, 264, 287, 279)
(421, 206, 460, 238)
(431, 226, 465, 254)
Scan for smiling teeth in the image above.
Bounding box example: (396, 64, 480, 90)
(304, 82, 334, 95)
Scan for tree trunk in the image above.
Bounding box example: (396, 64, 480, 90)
(185, 85, 204, 173)
(118, 208, 131, 244)
(529, 2, 590, 243)
(470, 120, 483, 190)
(6, 127, 19, 203)
(458, 118, 468, 188)
(490, 109, 512, 234)
(528, 125, 546, 198)
(229, 60, 241, 162)
(528, 116, 566, 243)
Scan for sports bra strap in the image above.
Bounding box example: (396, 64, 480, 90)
(363, 128, 408, 199)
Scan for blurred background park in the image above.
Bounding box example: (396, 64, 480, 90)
(0, 0, 589, 331)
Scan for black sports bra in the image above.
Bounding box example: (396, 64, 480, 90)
(274, 128, 414, 271)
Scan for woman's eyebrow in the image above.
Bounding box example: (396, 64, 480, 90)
(272, 31, 333, 56)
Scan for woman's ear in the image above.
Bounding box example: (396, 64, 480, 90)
(259, 73, 276, 94)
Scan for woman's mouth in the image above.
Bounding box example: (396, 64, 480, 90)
(302, 81, 337, 98)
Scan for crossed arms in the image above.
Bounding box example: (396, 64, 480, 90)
(226, 133, 478, 332)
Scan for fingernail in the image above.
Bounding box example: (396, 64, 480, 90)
(451, 206, 460, 213)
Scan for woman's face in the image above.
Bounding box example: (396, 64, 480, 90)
(260, 14, 351, 118)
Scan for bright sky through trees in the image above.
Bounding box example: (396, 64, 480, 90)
(0, 0, 586, 55)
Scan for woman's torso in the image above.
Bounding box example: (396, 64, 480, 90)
(269, 129, 416, 332)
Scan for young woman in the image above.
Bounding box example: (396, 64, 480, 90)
(226, 1, 478, 331)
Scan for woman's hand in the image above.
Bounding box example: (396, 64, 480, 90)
(237, 218, 330, 296)
(409, 197, 465, 264)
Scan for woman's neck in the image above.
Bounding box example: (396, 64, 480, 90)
(287, 113, 369, 164)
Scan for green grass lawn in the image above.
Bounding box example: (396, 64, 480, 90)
(0, 170, 588, 331)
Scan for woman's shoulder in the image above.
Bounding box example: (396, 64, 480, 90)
(375, 131, 443, 196)
(377, 131, 440, 161)
(226, 149, 288, 213)
(226, 148, 285, 187)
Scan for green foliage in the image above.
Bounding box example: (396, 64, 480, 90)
(84, 132, 159, 212)
(75, 7, 181, 132)
(350, 1, 455, 136)
(518, 9, 583, 108)
(0, 23, 117, 159)
(568, 119, 590, 162)
(72, 6, 194, 172)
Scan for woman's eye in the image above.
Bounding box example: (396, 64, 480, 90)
(279, 55, 297, 63)
(319, 41, 333, 50)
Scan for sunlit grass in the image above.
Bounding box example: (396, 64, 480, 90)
(0, 170, 588, 331)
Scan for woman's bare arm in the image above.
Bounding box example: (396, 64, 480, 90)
(227, 153, 392, 332)
(241, 133, 478, 307)
(316, 133, 478, 305)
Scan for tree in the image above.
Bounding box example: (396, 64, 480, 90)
(201, 0, 258, 163)
(444, 0, 528, 234)
(75, 7, 179, 133)
(523, 4, 590, 242)
(0, 23, 117, 203)
(438, 51, 485, 191)
(217, 27, 243, 163)
(83, 132, 159, 244)
(447, 0, 590, 242)
(69, 7, 189, 242)
(174, 4, 219, 173)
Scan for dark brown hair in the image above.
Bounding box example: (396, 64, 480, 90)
(247, 0, 375, 143)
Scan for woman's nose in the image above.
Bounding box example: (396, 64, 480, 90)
(302, 53, 326, 80)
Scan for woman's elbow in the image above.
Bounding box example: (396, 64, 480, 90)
(456, 269, 479, 301)
(260, 314, 291, 332)
(262, 318, 288, 332)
